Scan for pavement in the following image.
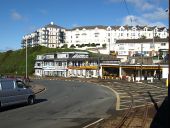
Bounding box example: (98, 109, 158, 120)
(29, 82, 46, 94)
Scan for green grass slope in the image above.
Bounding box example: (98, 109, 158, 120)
(0, 46, 90, 76)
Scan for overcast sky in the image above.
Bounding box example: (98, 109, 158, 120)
(0, 0, 168, 51)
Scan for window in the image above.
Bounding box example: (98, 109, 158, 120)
(58, 62, 62, 66)
(82, 33, 87, 35)
(1, 81, 14, 90)
(16, 81, 26, 89)
(161, 43, 166, 46)
(94, 33, 99, 37)
(131, 33, 135, 36)
(129, 43, 134, 47)
(150, 43, 155, 48)
(75, 34, 79, 38)
(63, 62, 67, 66)
(119, 44, 124, 50)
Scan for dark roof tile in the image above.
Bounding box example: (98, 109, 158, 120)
(116, 38, 168, 43)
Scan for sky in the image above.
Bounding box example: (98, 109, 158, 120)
(0, 0, 169, 51)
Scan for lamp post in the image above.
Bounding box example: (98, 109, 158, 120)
(26, 40, 28, 79)
(97, 48, 100, 79)
(140, 43, 143, 81)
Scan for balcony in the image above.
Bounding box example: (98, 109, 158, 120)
(34, 65, 43, 68)
(43, 65, 55, 70)
(68, 66, 98, 70)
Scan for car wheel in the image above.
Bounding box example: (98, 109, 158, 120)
(28, 96, 35, 105)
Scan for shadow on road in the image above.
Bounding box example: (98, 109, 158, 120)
(147, 91, 159, 111)
(0, 98, 47, 112)
(34, 98, 48, 104)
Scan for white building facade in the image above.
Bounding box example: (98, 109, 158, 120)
(115, 38, 169, 62)
(34, 52, 101, 78)
(22, 22, 65, 48)
(34, 52, 168, 80)
(22, 22, 168, 54)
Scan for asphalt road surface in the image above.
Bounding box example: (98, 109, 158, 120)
(0, 79, 116, 128)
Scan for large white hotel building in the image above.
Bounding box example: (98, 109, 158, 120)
(22, 22, 168, 58)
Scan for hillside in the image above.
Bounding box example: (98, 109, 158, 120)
(0, 46, 90, 76)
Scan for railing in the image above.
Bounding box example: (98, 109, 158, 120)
(68, 66, 98, 70)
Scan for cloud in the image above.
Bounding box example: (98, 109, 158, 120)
(126, 0, 154, 10)
(39, 9, 48, 15)
(10, 10, 23, 21)
(122, 15, 166, 27)
(72, 24, 79, 27)
(109, 0, 154, 11)
(143, 8, 168, 20)
(122, 15, 148, 26)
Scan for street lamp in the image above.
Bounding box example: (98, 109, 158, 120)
(26, 40, 28, 79)
(97, 48, 100, 79)
(140, 43, 143, 81)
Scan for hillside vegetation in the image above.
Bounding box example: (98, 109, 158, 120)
(0, 46, 90, 76)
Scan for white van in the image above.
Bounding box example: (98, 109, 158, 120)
(0, 78, 35, 109)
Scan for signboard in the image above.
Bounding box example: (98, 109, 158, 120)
(118, 51, 128, 55)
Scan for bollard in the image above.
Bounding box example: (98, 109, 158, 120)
(166, 79, 168, 87)
(128, 76, 131, 82)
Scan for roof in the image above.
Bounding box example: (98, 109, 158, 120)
(116, 38, 168, 43)
(71, 25, 108, 30)
(45, 23, 65, 29)
(57, 51, 89, 54)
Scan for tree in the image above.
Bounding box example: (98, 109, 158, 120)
(102, 43, 106, 48)
(140, 35, 146, 39)
(80, 44, 85, 47)
(155, 36, 160, 39)
(61, 44, 68, 48)
(91, 43, 96, 47)
(70, 44, 76, 48)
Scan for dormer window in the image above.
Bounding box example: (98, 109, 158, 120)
(120, 27, 124, 31)
(107, 27, 111, 31)
(132, 27, 136, 31)
(95, 27, 98, 30)
(144, 27, 147, 31)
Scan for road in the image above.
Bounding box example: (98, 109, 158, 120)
(0, 79, 116, 128)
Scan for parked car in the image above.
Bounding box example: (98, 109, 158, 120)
(0, 78, 35, 109)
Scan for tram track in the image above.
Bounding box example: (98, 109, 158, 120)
(86, 79, 167, 128)
(113, 82, 149, 128)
